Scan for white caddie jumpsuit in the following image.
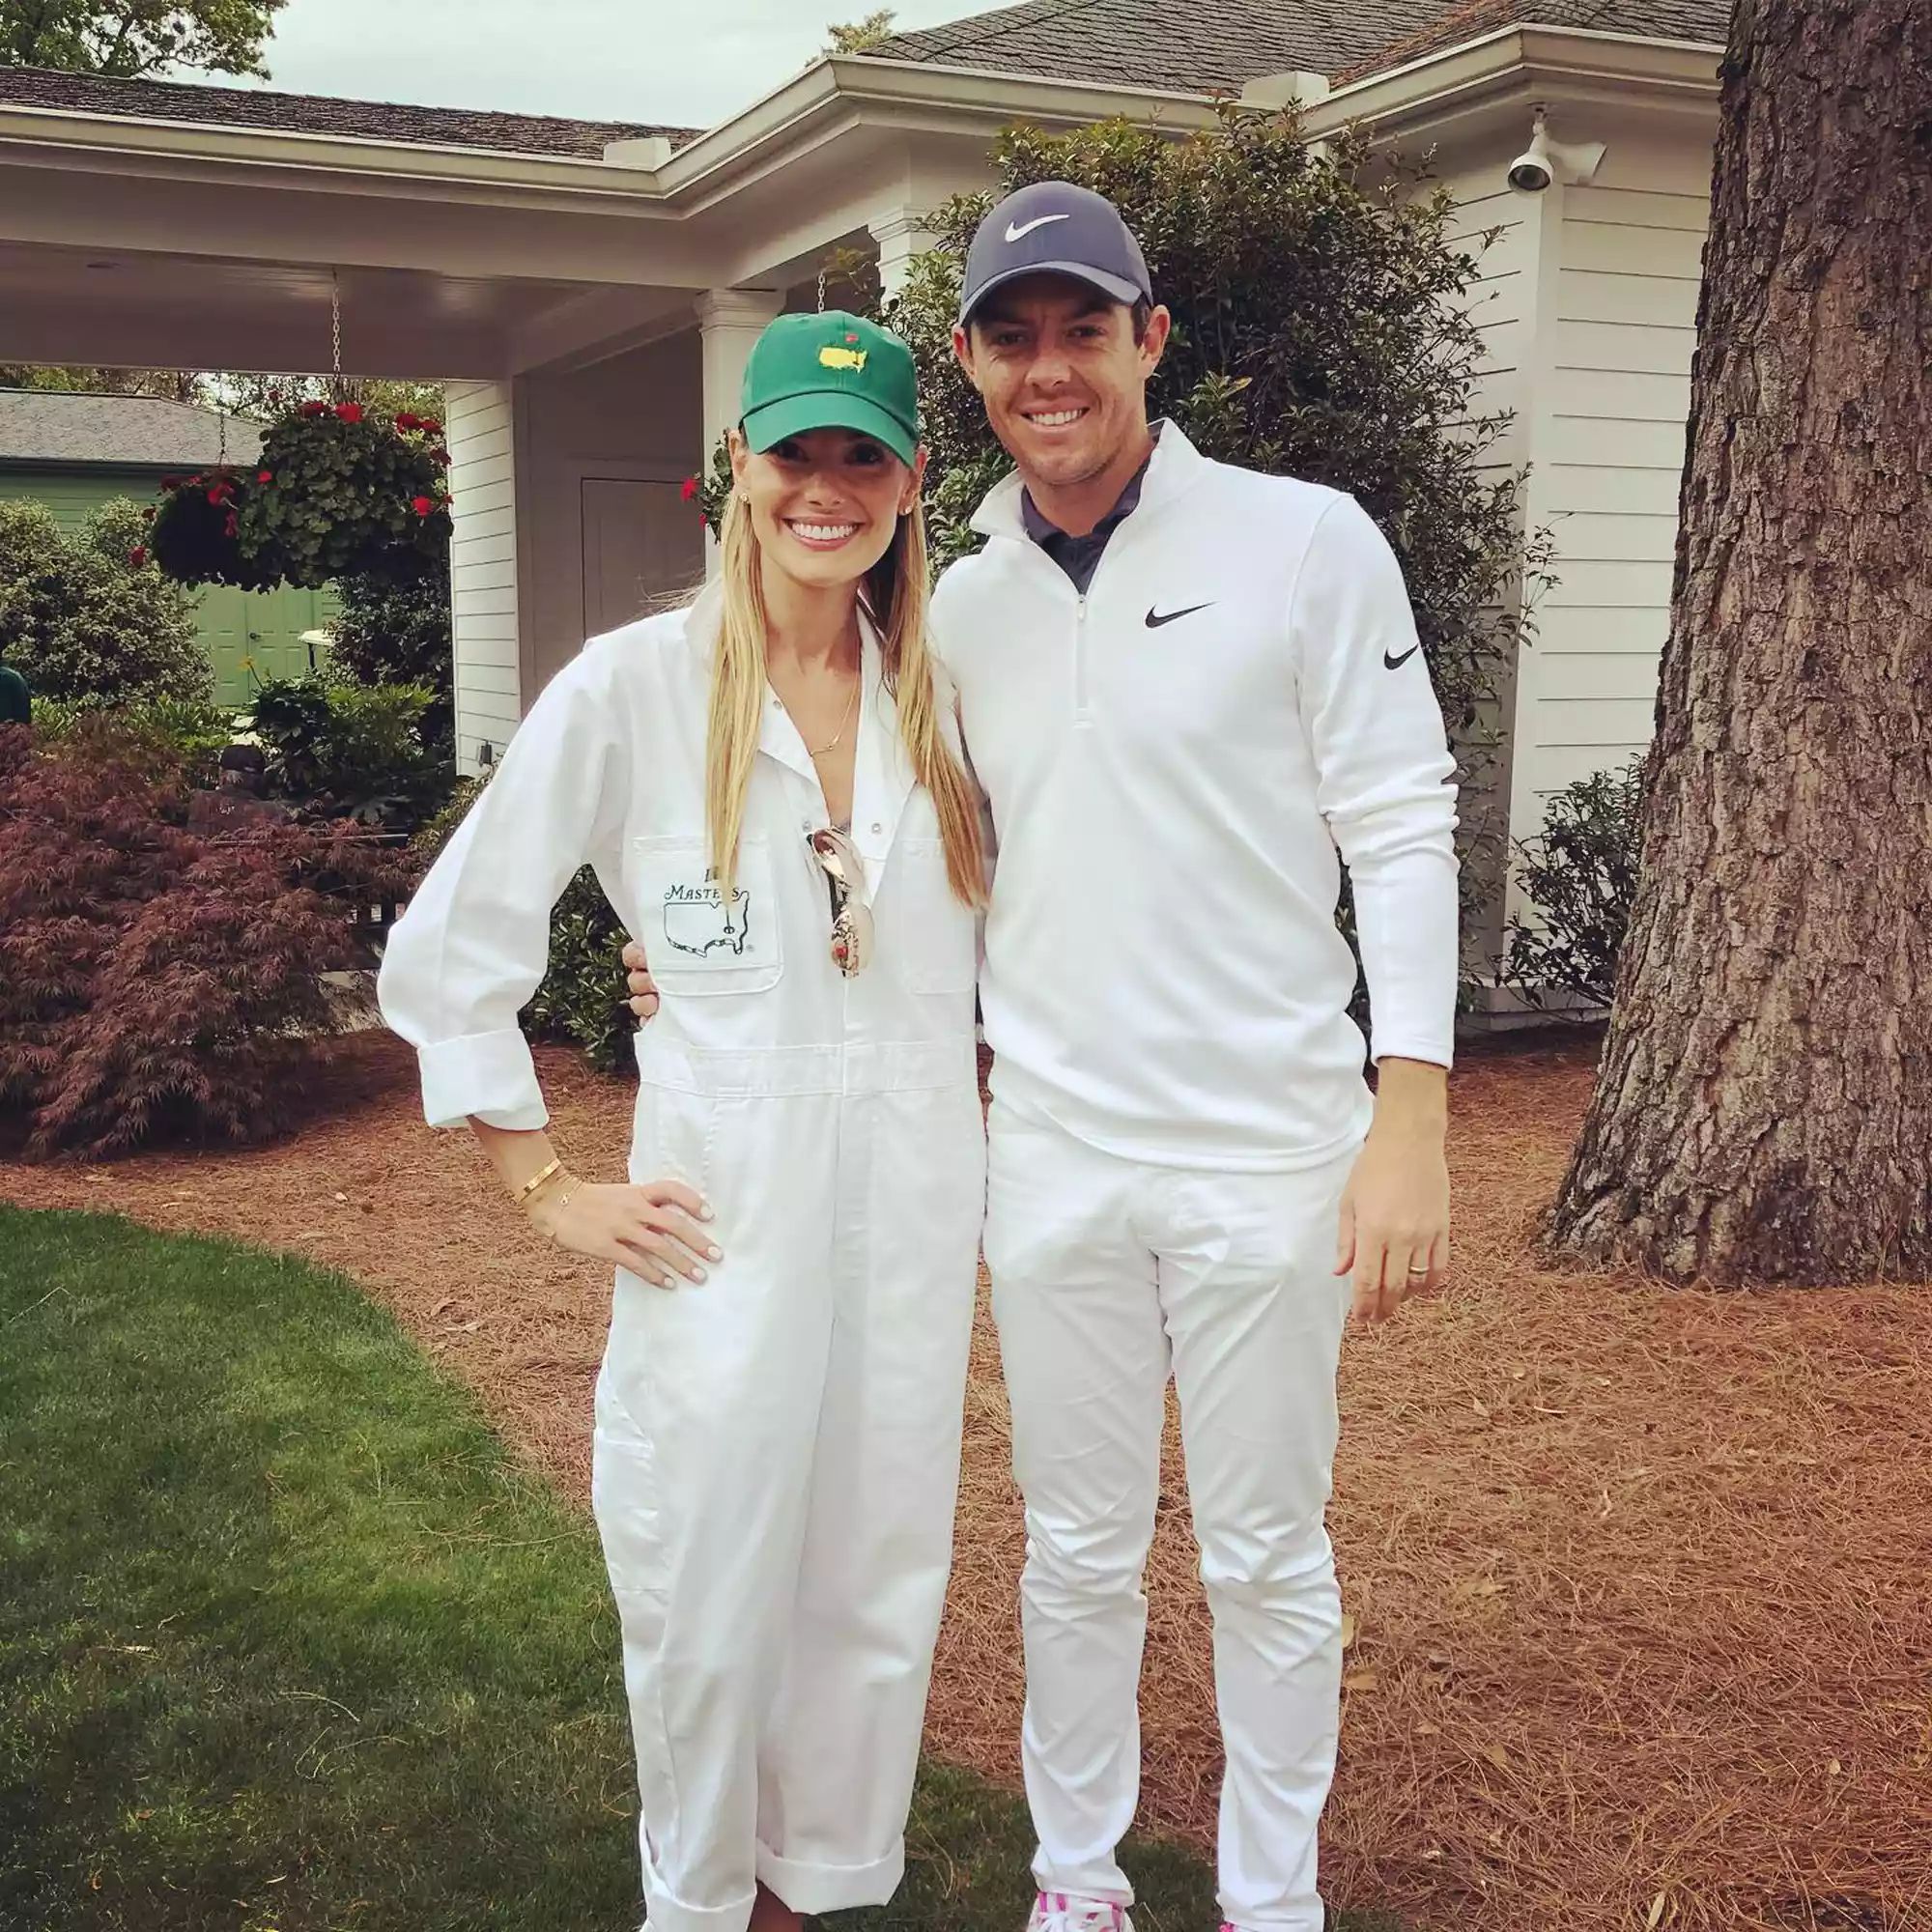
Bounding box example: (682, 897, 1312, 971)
(377, 580, 986, 1932)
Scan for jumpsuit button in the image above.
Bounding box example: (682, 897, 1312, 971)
(870, 821, 883, 835)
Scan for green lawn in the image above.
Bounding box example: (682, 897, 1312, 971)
(0, 1206, 1399, 1932)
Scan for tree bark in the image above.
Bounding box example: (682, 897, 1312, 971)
(1543, 0, 1932, 1284)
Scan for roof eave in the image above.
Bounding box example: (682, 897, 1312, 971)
(0, 98, 675, 202)
(1309, 23, 1723, 141)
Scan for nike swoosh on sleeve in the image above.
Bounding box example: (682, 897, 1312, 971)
(1383, 645, 1421, 670)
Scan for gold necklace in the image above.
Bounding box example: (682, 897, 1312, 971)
(808, 675, 860, 758)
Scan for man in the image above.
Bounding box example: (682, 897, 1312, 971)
(632, 181, 1457, 1932)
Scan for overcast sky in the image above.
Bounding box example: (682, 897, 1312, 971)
(204, 0, 994, 129)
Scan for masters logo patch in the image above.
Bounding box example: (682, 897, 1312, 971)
(818, 344, 867, 372)
(663, 873, 753, 959)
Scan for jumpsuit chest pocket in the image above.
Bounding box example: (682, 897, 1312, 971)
(894, 837, 978, 995)
(631, 833, 783, 996)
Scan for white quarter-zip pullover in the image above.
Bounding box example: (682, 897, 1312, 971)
(933, 423, 1459, 1172)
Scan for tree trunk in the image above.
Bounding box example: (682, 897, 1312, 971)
(1543, 0, 1932, 1284)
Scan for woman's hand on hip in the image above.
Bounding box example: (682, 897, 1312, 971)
(529, 1177, 718, 1287)
(621, 939, 659, 1020)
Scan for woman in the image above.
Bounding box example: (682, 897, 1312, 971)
(378, 311, 987, 1932)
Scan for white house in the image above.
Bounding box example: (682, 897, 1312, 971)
(0, 0, 1728, 955)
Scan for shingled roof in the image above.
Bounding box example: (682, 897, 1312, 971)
(1335, 0, 1731, 85)
(0, 64, 695, 157)
(0, 389, 266, 469)
(872, 0, 1447, 94)
(874, 0, 1728, 93)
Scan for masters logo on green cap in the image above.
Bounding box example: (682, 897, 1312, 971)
(739, 311, 920, 468)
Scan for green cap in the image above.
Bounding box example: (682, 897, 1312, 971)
(739, 310, 920, 467)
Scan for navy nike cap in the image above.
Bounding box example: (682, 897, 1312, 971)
(958, 180, 1153, 327)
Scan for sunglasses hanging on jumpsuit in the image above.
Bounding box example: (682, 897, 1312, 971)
(378, 578, 987, 1932)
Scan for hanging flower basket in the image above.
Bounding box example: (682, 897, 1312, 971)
(151, 402, 452, 590)
(148, 469, 286, 590)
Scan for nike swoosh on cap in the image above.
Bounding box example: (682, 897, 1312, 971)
(1146, 603, 1214, 628)
(1383, 644, 1421, 669)
(1006, 213, 1072, 242)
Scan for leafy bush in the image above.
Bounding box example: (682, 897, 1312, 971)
(329, 567, 454, 750)
(520, 868, 635, 1075)
(705, 108, 1548, 991)
(29, 693, 234, 792)
(0, 497, 210, 705)
(893, 110, 1535, 753)
(248, 674, 452, 830)
(410, 773, 635, 1075)
(0, 724, 417, 1158)
(1502, 753, 1647, 1010)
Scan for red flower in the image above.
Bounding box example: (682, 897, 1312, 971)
(223, 510, 240, 538)
(335, 402, 365, 423)
(159, 474, 181, 491)
(411, 495, 435, 516)
(128, 547, 148, 567)
(420, 418, 442, 435)
(206, 484, 227, 505)
(395, 412, 421, 431)
(680, 475, 700, 502)
(257, 469, 273, 484)
(299, 400, 330, 418)
(430, 447, 449, 465)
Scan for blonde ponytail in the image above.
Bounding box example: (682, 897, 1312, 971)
(705, 494, 769, 899)
(867, 505, 987, 909)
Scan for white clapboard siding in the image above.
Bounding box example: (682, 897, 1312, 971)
(445, 379, 522, 775)
(1513, 168, 1709, 828)
(1439, 171, 1537, 469)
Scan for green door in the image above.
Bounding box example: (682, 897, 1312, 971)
(200, 582, 338, 707)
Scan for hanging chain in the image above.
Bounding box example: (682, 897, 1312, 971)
(816, 266, 827, 313)
(329, 267, 346, 401)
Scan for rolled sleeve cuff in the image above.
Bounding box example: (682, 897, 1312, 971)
(415, 1028, 549, 1131)
(1370, 1030, 1455, 1071)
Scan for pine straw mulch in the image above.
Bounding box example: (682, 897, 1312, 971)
(4, 1032, 1929, 1932)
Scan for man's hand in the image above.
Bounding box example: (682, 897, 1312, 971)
(1335, 1058, 1450, 1324)
(621, 939, 658, 1020)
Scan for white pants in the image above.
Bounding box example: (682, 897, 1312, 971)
(984, 1110, 1357, 1932)
(592, 1066, 985, 1932)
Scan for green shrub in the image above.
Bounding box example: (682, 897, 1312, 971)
(771, 107, 1548, 995)
(0, 497, 210, 705)
(521, 867, 635, 1075)
(1502, 753, 1646, 1011)
(249, 673, 452, 831)
(330, 566, 454, 750)
(409, 771, 634, 1075)
(29, 692, 234, 791)
(893, 111, 1535, 754)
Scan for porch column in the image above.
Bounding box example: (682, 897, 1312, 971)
(870, 208, 936, 306)
(444, 378, 524, 776)
(696, 287, 783, 574)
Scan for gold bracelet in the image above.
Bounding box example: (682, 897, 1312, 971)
(512, 1157, 563, 1209)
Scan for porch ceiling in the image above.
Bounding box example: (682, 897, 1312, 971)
(0, 239, 693, 381)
